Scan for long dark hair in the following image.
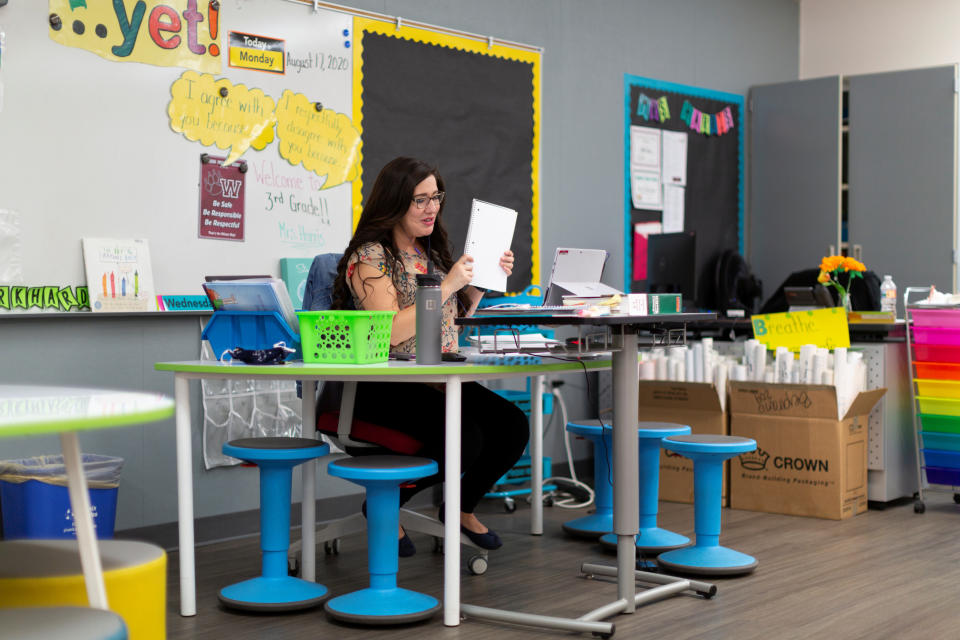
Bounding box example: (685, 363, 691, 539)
(332, 157, 470, 314)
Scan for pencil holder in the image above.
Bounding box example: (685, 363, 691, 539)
(297, 310, 395, 364)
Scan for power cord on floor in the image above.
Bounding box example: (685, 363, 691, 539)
(543, 383, 595, 509)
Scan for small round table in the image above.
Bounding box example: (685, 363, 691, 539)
(0, 385, 174, 609)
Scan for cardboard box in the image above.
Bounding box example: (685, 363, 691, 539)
(638, 381, 727, 505)
(728, 381, 886, 520)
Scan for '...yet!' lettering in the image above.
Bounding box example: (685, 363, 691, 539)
(111, 0, 207, 58)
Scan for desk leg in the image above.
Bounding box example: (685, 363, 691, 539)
(529, 374, 544, 535)
(612, 334, 639, 613)
(300, 381, 318, 583)
(174, 375, 197, 617)
(60, 431, 108, 610)
(444, 375, 462, 627)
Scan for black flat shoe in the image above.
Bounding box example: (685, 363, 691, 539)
(362, 500, 417, 557)
(438, 503, 503, 551)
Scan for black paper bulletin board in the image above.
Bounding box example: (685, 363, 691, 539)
(624, 74, 744, 308)
(353, 19, 541, 292)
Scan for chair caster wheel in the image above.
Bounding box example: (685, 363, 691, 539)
(324, 539, 341, 555)
(433, 536, 443, 553)
(468, 554, 488, 575)
(543, 495, 554, 507)
(504, 497, 516, 513)
(914, 500, 926, 514)
(287, 557, 300, 577)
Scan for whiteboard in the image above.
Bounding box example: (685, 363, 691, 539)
(0, 1, 356, 295)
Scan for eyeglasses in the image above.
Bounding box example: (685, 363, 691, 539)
(411, 192, 445, 210)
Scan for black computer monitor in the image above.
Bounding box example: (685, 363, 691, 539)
(646, 231, 697, 309)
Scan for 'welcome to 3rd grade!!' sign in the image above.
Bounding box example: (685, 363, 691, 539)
(751, 307, 850, 352)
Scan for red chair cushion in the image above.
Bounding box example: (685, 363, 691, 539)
(316, 412, 423, 456)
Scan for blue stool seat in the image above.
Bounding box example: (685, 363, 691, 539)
(657, 435, 758, 576)
(325, 455, 441, 625)
(0, 607, 128, 640)
(218, 437, 330, 611)
(562, 420, 614, 537)
(599, 421, 692, 554)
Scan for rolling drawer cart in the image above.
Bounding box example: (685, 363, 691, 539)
(905, 286, 960, 513)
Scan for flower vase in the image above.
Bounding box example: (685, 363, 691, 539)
(840, 293, 852, 313)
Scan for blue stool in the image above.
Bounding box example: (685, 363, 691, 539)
(657, 435, 758, 575)
(325, 455, 441, 625)
(599, 421, 692, 553)
(562, 420, 613, 537)
(219, 437, 331, 611)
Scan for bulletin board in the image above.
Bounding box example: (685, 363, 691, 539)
(0, 1, 540, 307)
(623, 74, 744, 308)
(352, 18, 541, 292)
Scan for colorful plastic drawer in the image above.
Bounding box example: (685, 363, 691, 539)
(915, 379, 960, 399)
(922, 449, 960, 469)
(912, 344, 960, 364)
(910, 308, 960, 328)
(921, 432, 960, 452)
(916, 396, 960, 417)
(912, 327, 960, 345)
(924, 466, 960, 486)
(913, 362, 960, 381)
(918, 414, 960, 434)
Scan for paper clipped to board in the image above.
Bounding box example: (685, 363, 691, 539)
(463, 199, 517, 292)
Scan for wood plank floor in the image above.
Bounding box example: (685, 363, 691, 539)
(166, 493, 960, 639)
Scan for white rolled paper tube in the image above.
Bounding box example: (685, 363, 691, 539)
(790, 365, 799, 384)
(799, 344, 816, 384)
(754, 343, 768, 381)
(731, 364, 747, 381)
(639, 359, 656, 380)
(685, 349, 695, 383)
(764, 370, 775, 383)
(775, 346, 790, 383)
(677, 360, 687, 382)
(704, 349, 714, 384)
(715, 364, 728, 412)
(821, 369, 834, 385)
(692, 343, 704, 383)
(812, 352, 828, 387)
(655, 353, 668, 380)
(668, 359, 681, 381)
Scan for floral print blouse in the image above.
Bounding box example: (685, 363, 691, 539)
(346, 242, 459, 355)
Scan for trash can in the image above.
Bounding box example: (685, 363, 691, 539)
(0, 454, 124, 540)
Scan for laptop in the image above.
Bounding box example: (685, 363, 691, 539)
(475, 248, 622, 314)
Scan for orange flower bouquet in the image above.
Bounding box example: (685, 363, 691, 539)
(818, 255, 866, 310)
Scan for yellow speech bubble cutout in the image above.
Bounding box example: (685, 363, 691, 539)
(275, 90, 361, 190)
(168, 71, 277, 165)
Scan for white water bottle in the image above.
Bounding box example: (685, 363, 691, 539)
(880, 275, 897, 316)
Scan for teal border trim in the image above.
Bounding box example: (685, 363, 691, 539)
(622, 73, 745, 292)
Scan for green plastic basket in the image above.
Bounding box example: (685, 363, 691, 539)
(297, 310, 395, 364)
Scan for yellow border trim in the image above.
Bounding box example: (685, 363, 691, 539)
(351, 17, 541, 290)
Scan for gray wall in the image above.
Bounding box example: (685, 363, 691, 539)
(0, 0, 798, 538)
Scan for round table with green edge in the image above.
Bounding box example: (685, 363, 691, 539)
(0, 385, 175, 611)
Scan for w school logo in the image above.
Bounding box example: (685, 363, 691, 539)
(219, 178, 243, 199)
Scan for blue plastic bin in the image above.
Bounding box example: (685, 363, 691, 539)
(0, 454, 123, 540)
(921, 449, 960, 469)
(202, 310, 301, 360)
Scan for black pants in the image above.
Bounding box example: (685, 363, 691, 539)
(352, 381, 529, 513)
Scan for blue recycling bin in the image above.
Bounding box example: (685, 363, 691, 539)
(0, 454, 124, 540)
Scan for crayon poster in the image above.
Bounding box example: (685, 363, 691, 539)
(81, 238, 158, 312)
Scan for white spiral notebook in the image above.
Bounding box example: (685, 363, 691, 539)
(463, 199, 517, 292)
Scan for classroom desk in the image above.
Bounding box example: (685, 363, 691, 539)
(154, 357, 609, 623)
(458, 311, 714, 633)
(0, 385, 175, 610)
